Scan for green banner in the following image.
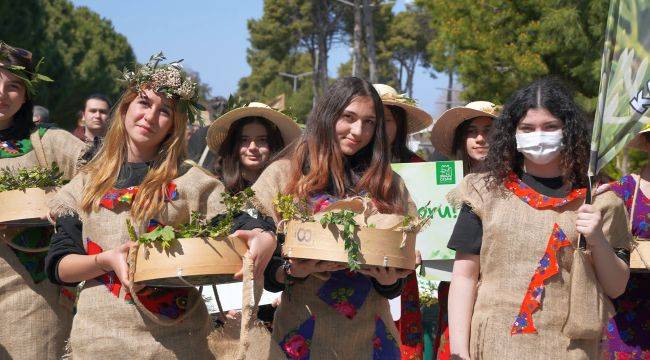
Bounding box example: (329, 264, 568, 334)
(590, 0, 650, 175)
(392, 161, 463, 281)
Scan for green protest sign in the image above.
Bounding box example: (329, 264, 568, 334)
(392, 161, 463, 280)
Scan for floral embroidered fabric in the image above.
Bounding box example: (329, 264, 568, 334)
(317, 269, 372, 319)
(511, 224, 571, 334)
(85, 239, 189, 319)
(8, 227, 52, 283)
(0, 127, 47, 158)
(279, 315, 315, 360)
(100, 182, 178, 210)
(373, 316, 401, 359)
(396, 272, 423, 359)
(504, 172, 586, 209)
(604, 175, 650, 358)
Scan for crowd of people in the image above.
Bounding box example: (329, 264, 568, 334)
(0, 39, 648, 360)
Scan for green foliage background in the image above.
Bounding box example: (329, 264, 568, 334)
(1, 0, 136, 129)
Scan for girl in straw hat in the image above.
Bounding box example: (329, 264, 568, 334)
(600, 124, 650, 358)
(431, 101, 499, 172)
(244, 77, 417, 358)
(447, 78, 631, 359)
(206, 102, 301, 193)
(0, 41, 84, 359)
(429, 99, 498, 359)
(374, 83, 433, 359)
(44, 53, 276, 358)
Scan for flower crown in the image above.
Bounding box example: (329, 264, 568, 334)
(121, 52, 205, 124)
(0, 41, 53, 97)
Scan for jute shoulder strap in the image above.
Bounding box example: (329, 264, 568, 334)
(29, 129, 49, 168)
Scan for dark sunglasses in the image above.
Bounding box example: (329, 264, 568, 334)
(0, 41, 33, 61)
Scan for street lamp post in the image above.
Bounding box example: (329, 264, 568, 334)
(278, 71, 314, 92)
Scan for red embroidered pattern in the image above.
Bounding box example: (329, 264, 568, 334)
(396, 272, 424, 359)
(511, 223, 571, 334)
(86, 239, 189, 319)
(99, 182, 178, 210)
(504, 172, 586, 209)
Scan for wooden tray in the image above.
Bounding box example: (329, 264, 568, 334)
(0, 187, 57, 225)
(132, 235, 248, 287)
(283, 220, 416, 269)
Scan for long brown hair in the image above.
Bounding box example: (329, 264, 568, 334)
(218, 116, 284, 193)
(80, 89, 188, 222)
(285, 77, 401, 213)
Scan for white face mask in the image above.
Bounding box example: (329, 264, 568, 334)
(515, 130, 564, 165)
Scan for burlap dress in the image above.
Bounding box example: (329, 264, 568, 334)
(49, 166, 226, 359)
(450, 173, 632, 360)
(0, 127, 85, 359)
(251, 158, 416, 359)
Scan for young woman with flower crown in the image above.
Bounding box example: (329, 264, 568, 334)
(446, 78, 631, 359)
(0, 41, 85, 359)
(44, 54, 276, 358)
(246, 77, 417, 359)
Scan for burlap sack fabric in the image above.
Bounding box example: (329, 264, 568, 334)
(251, 158, 417, 358)
(50, 166, 229, 359)
(0, 128, 84, 359)
(449, 173, 632, 360)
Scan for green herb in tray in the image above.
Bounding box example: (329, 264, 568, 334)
(0, 163, 67, 192)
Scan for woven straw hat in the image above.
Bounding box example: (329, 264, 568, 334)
(627, 122, 650, 150)
(207, 102, 301, 153)
(430, 101, 500, 158)
(373, 84, 433, 134)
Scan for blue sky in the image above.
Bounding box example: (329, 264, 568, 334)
(70, 0, 452, 117)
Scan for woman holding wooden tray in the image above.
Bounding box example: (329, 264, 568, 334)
(206, 101, 301, 193)
(246, 77, 418, 358)
(446, 78, 632, 359)
(44, 53, 276, 358)
(0, 41, 85, 359)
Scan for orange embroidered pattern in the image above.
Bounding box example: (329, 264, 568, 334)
(504, 172, 586, 209)
(511, 223, 571, 334)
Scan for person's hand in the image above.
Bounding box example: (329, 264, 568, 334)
(286, 259, 346, 279)
(233, 229, 277, 279)
(357, 266, 411, 285)
(96, 241, 136, 288)
(576, 204, 607, 247)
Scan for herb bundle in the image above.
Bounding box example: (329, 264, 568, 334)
(320, 210, 362, 271)
(0, 163, 67, 192)
(127, 188, 255, 250)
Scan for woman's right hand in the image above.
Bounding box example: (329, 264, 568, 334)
(286, 259, 346, 279)
(96, 241, 136, 288)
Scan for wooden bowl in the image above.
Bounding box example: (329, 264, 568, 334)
(282, 220, 416, 269)
(132, 235, 248, 287)
(0, 187, 57, 225)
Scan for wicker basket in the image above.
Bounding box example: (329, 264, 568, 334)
(283, 220, 417, 269)
(132, 234, 248, 287)
(0, 187, 57, 225)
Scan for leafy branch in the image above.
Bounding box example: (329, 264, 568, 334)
(126, 188, 255, 250)
(274, 194, 313, 222)
(320, 210, 361, 271)
(0, 163, 67, 192)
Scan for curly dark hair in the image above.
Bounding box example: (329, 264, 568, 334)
(484, 77, 589, 189)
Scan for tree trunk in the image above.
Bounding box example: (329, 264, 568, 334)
(446, 67, 454, 110)
(311, 0, 330, 103)
(352, 0, 363, 77)
(362, 0, 377, 83)
(405, 54, 419, 97)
